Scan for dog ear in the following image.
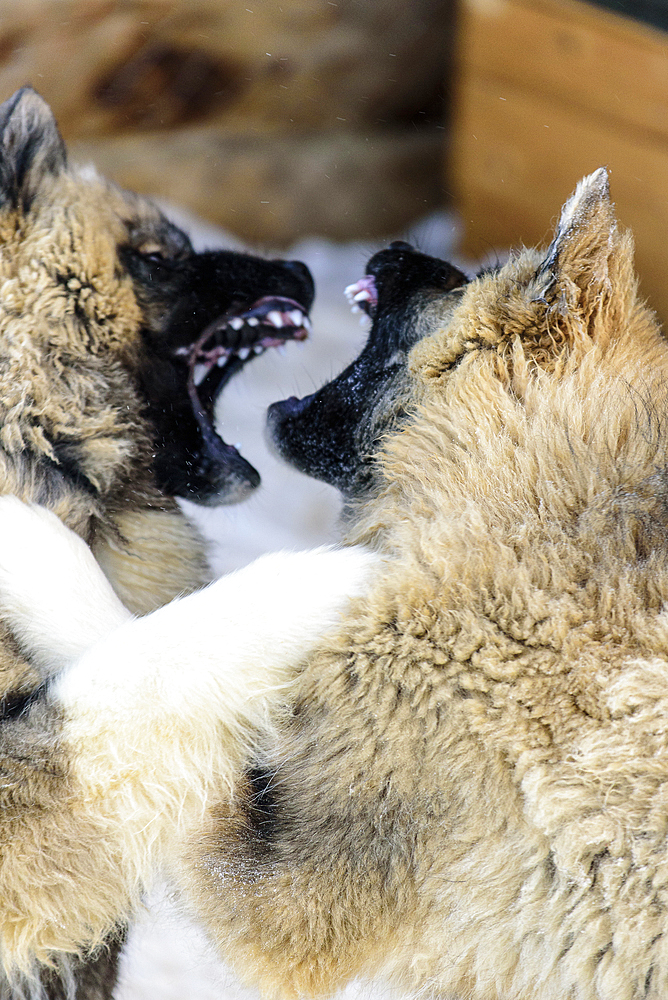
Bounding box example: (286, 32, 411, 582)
(0, 87, 67, 210)
(537, 168, 636, 347)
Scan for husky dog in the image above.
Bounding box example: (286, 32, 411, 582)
(0, 83, 314, 618)
(0, 84, 315, 996)
(4, 169, 668, 1000)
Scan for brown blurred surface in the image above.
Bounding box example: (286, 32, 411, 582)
(450, 0, 668, 323)
(0, 0, 453, 243)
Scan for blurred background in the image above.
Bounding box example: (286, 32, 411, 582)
(2, 0, 668, 996)
(2, 0, 668, 314)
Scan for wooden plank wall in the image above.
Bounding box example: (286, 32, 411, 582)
(450, 0, 668, 322)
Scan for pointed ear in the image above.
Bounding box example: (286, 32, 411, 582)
(538, 168, 636, 344)
(0, 87, 67, 210)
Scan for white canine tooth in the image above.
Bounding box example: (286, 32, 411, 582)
(217, 355, 226, 366)
(303, 316, 311, 330)
(247, 317, 259, 326)
(344, 282, 359, 298)
(193, 363, 209, 386)
(253, 344, 264, 354)
(353, 289, 372, 302)
(288, 309, 303, 326)
(267, 310, 284, 327)
(229, 317, 244, 330)
(238, 346, 251, 360)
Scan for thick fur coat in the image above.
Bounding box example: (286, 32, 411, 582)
(3, 168, 668, 1000)
(0, 85, 314, 997)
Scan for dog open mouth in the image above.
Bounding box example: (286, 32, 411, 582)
(138, 244, 315, 507)
(183, 294, 310, 420)
(344, 276, 378, 321)
(268, 243, 467, 498)
(176, 294, 311, 500)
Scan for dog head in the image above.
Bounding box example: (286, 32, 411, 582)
(270, 170, 668, 544)
(267, 240, 467, 498)
(0, 87, 314, 506)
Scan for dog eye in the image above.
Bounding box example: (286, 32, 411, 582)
(137, 243, 168, 263)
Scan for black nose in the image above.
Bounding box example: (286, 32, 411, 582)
(389, 240, 414, 252)
(276, 259, 315, 309)
(278, 259, 312, 285)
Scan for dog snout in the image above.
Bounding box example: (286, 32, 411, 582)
(276, 259, 315, 309)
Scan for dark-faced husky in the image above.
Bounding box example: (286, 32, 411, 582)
(0, 85, 315, 997)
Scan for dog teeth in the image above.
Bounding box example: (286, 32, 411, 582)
(288, 309, 304, 326)
(217, 354, 227, 366)
(229, 317, 244, 331)
(253, 344, 264, 355)
(267, 311, 284, 328)
(353, 290, 372, 303)
(247, 317, 259, 327)
(237, 347, 251, 360)
(193, 363, 209, 386)
(351, 304, 361, 314)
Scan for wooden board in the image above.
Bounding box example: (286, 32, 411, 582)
(450, 0, 668, 322)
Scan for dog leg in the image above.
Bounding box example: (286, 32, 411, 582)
(0, 497, 132, 672)
(0, 496, 381, 972)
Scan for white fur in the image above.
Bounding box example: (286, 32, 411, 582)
(0, 496, 382, 885)
(0, 498, 131, 671)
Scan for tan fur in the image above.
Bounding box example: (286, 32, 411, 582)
(0, 138, 209, 622)
(0, 92, 209, 991)
(184, 171, 668, 999)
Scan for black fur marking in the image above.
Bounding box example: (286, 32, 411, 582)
(49, 439, 100, 496)
(644, 965, 655, 997)
(0, 684, 46, 721)
(588, 848, 609, 885)
(245, 764, 281, 844)
(544, 851, 557, 881)
(268, 243, 467, 499)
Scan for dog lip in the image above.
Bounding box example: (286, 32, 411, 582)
(180, 294, 312, 497)
(185, 294, 311, 395)
(175, 295, 311, 361)
(268, 394, 312, 418)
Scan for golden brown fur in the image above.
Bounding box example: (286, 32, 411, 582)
(1, 126, 665, 998)
(0, 86, 320, 998)
(0, 89, 210, 997)
(181, 171, 668, 999)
